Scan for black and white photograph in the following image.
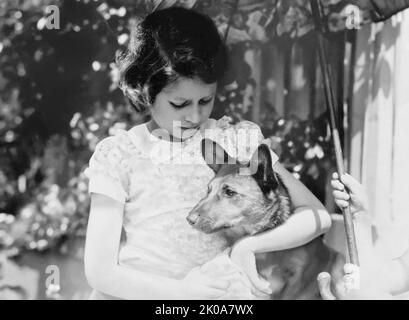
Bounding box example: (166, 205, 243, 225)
(1, 0, 409, 303)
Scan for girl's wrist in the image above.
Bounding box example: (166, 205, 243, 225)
(232, 236, 257, 254)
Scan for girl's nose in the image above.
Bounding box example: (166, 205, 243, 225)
(185, 104, 201, 124)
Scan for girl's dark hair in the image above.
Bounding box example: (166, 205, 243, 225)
(116, 7, 229, 113)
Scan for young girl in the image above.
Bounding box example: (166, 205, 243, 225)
(84, 7, 331, 300)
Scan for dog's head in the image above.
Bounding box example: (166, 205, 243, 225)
(186, 139, 291, 237)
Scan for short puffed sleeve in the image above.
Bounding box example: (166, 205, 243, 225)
(209, 117, 279, 165)
(84, 135, 130, 204)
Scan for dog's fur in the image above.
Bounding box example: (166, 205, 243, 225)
(186, 139, 343, 299)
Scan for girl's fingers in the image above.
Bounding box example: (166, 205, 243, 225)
(343, 263, 359, 274)
(343, 264, 360, 290)
(333, 173, 364, 201)
(340, 174, 362, 195)
(231, 251, 272, 295)
(331, 179, 345, 191)
(342, 274, 354, 291)
(335, 199, 349, 209)
(249, 274, 272, 295)
(317, 272, 336, 300)
(343, 274, 360, 291)
(243, 260, 272, 295)
(332, 190, 350, 201)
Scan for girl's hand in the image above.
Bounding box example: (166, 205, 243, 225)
(331, 172, 369, 217)
(177, 267, 230, 300)
(318, 267, 363, 300)
(229, 239, 273, 296)
(317, 264, 393, 300)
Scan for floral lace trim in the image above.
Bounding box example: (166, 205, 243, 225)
(84, 130, 139, 194)
(84, 119, 265, 186)
(83, 164, 124, 187)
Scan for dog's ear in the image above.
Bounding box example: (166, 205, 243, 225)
(201, 138, 237, 173)
(249, 144, 279, 195)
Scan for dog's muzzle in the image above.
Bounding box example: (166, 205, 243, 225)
(186, 212, 230, 234)
(186, 211, 200, 226)
(186, 212, 216, 233)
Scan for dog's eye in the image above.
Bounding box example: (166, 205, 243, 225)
(223, 187, 237, 197)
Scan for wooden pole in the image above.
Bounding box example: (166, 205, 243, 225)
(223, 0, 240, 43)
(309, 0, 360, 265)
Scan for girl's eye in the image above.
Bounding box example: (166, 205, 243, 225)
(170, 97, 212, 109)
(170, 102, 189, 109)
(199, 98, 212, 105)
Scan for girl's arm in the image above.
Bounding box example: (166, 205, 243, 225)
(238, 161, 332, 254)
(84, 193, 183, 299)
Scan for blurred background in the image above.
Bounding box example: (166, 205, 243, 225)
(1, 0, 409, 299)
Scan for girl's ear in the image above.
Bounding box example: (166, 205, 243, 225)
(249, 144, 279, 194)
(201, 138, 236, 174)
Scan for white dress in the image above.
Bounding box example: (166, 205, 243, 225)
(84, 117, 279, 299)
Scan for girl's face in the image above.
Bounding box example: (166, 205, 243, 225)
(148, 77, 217, 142)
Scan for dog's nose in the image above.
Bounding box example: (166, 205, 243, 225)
(186, 213, 199, 225)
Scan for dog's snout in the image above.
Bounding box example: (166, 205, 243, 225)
(186, 212, 200, 225)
